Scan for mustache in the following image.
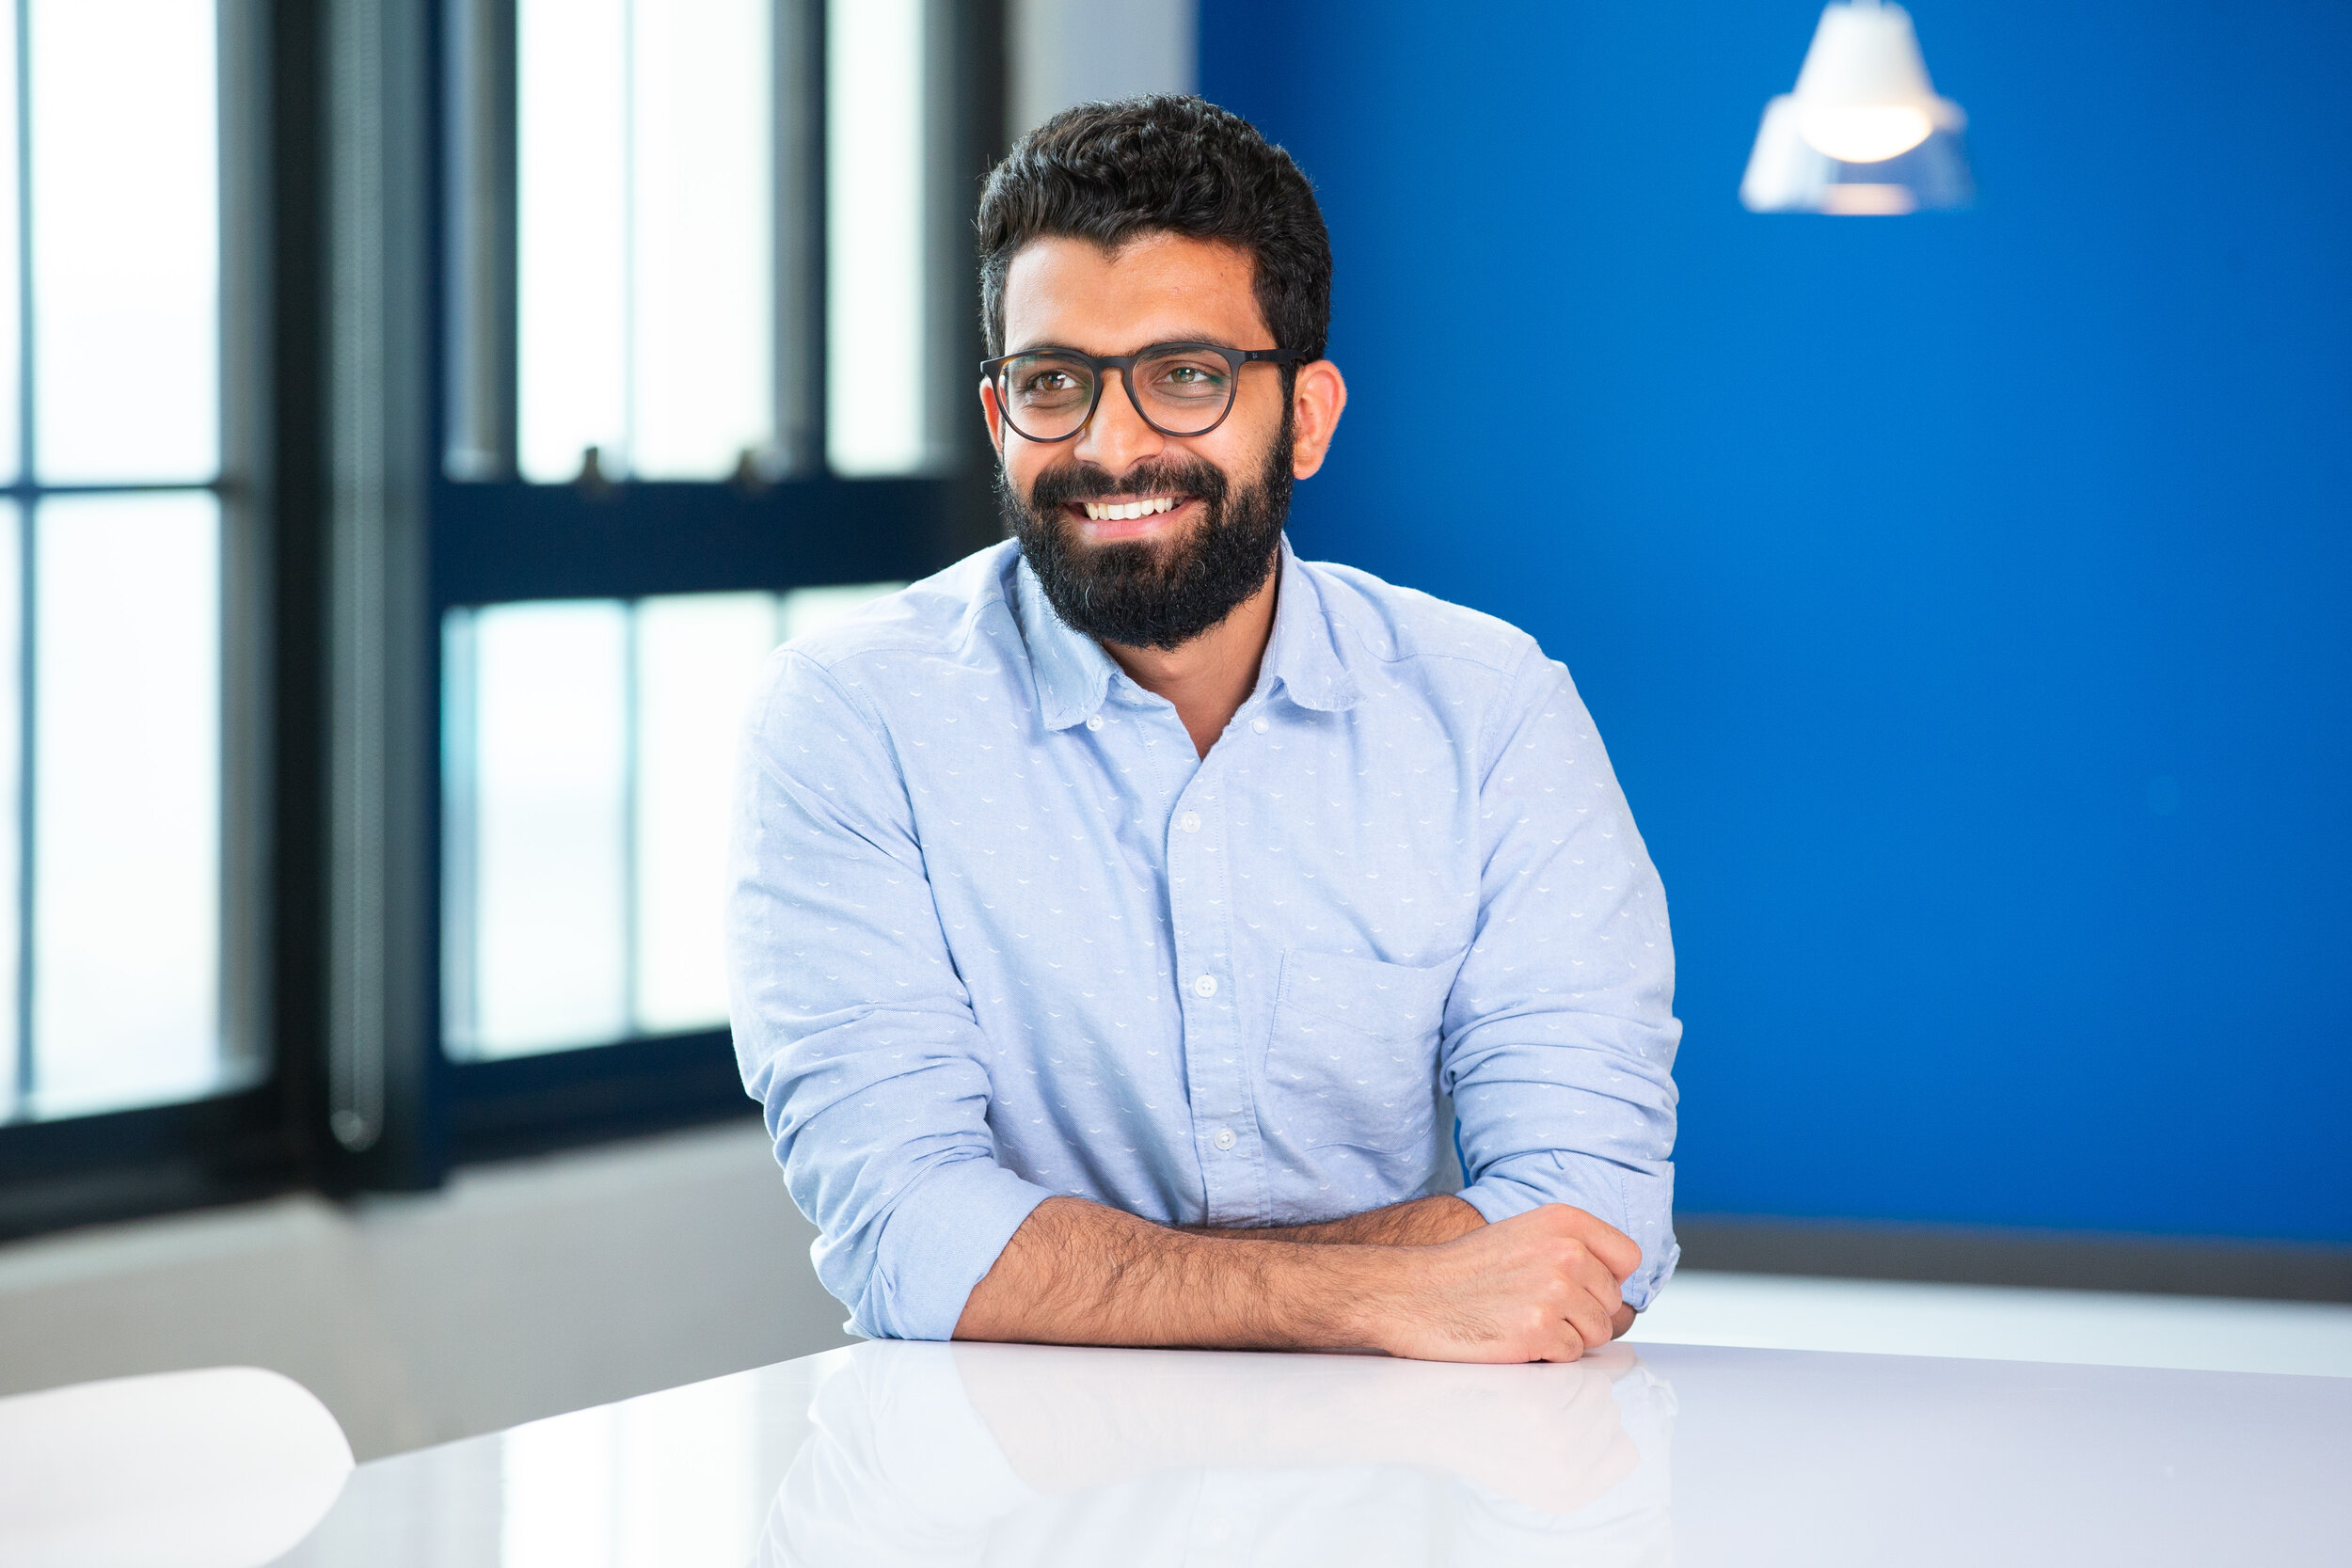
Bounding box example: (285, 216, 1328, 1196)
(1025, 455, 1231, 516)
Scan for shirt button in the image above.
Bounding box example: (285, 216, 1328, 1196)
(1085, 715, 1103, 732)
(1213, 1127, 1238, 1151)
(1179, 812, 1200, 833)
(1193, 974, 1218, 998)
(1250, 717, 1269, 734)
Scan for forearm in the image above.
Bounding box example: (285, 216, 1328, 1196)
(1183, 1194, 1486, 1247)
(954, 1196, 1400, 1351)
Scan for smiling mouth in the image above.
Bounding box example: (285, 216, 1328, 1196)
(1075, 496, 1183, 521)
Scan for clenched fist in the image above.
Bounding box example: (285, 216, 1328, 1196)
(1367, 1205, 1642, 1363)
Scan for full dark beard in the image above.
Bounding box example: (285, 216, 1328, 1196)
(999, 422, 1294, 652)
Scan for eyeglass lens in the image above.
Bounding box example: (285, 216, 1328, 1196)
(998, 348, 1239, 440)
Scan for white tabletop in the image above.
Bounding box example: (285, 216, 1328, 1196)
(271, 1338, 2352, 1566)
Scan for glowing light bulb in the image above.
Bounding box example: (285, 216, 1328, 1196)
(1739, 1, 1974, 214)
(1795, 102, 1935, 164)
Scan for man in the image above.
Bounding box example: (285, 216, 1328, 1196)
(728, 96, 1679, 1362)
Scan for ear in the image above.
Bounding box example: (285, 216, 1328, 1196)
(978, 377, 1008, 452)
(1287, 358, 1348, 480)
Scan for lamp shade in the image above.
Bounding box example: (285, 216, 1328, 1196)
(1741, 1, 1972, 214)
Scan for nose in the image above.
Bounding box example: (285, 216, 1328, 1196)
(1070, 367, 1167, 475)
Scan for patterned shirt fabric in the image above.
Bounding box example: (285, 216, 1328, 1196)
(727, 538, 1681, 1341)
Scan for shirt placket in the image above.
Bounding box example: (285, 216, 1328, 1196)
(1167, 742, 1262, 1227)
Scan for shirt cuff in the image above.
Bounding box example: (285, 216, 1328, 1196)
(1455, 1172, 1552, 1227)
(861, 1158, 1054, 1341)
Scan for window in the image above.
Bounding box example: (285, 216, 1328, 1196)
(0, 0, 1006, 1230)
(0, 0, 249, 1128)
(453, 0, 964, 488)
(428, 0, 1002, 1163)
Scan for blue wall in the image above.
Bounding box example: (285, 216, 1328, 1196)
(1201, 0, 2352, 1243)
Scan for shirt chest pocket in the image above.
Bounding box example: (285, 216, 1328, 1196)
(1261, 949, 1460, 1153)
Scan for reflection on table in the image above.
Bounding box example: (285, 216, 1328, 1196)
(755, 1341, 1675, 1568)
(272, 1335, 2352, 1567)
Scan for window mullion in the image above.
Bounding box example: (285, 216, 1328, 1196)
(776, 0, 824, 475)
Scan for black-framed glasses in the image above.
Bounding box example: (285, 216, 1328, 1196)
(981, 342, 1310, 442)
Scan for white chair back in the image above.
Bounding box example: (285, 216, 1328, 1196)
(0, 1365, 354, 1568)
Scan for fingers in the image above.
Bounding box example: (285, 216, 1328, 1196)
(1538, 1213, 1633, 1354)
(1559, 1239, 1625, 1317)
(1558, 1287, 1614, 1355)
(1511, 1286, 1597, 1364)
(1529, 1271, 1616, 1359)
(1499, 1208, 1637, 1288)
(1547, 1205, 1643, 1283)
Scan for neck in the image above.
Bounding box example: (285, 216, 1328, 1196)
(1101, 562, 1280, 759)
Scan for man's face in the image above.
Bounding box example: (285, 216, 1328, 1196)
(983, 234, 1317, 650)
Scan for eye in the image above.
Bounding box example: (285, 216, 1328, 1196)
(1147, 354, 1231, 394)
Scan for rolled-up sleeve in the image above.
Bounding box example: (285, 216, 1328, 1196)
(726, 649, 1051, 1340)
(1443, 648, 1682, 1309)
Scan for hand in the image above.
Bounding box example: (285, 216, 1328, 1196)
(1366, 1205, 1642, 1363)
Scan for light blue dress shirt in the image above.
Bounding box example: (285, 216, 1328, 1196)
(727, 538, 1681, 1341)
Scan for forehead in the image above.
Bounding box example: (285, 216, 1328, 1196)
(1001, 233, 1269, 354)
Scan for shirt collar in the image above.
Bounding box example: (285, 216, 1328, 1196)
(1257, 539, 1364, 715)
(1016, 555, 1120, 730)
(1015, 536, 1363, 731)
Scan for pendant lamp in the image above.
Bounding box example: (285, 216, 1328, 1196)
(1740, 0, 1972, 214)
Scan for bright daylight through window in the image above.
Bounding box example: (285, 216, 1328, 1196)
(511, 0, 943, 483)
(516, 0, 773, 483)
(441, 584, 901, 1059)
(0, 0, 234, 1126)
(826, 0, 944, 477)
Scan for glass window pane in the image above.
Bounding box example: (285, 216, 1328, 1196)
(445, 586, 908, 1055)
(827, 0, 936, 477)
(516, 0, 629, 482)
(453, 600, 630, 1057)
(632, 593, 780, 1034)
(516, 0, 774, 483)
(777, 580, 907, 643)
(630, 0, 771, 479)
(29, 0, 218, 484)
(30, 493, 222, 1117)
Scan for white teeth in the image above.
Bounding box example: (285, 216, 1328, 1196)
(1081, 497, 1179, 521)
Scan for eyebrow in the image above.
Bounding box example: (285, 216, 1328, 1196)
(1004, 332, 1245, 357)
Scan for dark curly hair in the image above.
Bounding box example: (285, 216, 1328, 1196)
(976, 95, 1332, 363)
